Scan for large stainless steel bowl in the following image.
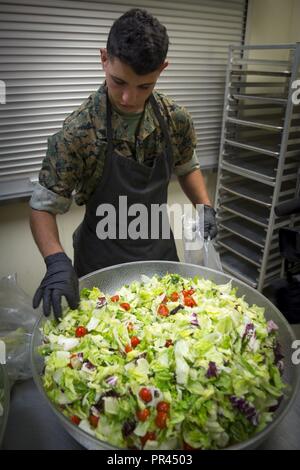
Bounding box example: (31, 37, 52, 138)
(31, 261, 300, 450)
(0, 363, 10, 447)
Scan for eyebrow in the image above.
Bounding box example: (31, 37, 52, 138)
(110, 74, 155, 86)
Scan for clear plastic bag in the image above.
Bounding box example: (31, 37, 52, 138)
(182, 204, 223, 272)
(0, 274, 39, 385)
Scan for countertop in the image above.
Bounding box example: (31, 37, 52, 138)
(2, 325, 300, 450)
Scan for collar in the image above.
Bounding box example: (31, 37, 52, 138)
(98, 83, 160, 143)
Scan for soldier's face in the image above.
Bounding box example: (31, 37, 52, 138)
(100, 49, 168, 113)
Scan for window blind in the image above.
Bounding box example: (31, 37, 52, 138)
(0, 0, 247, 200)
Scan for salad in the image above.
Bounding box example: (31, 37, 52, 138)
(39, 273, 285, 449)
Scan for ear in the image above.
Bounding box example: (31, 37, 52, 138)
(100, 48, 108, 69)
(160, 60, 169, 72)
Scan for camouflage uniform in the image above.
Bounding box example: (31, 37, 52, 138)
(30, 83, 199, 214)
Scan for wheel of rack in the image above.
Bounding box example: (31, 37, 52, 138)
(215, 43, 300, 291)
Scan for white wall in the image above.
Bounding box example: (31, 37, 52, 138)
(246, 0, 300, 44)
(0, 171, 217, 297)
(0, 197, 83, 297)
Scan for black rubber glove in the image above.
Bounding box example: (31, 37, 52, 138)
(33, 252, 80, 319)
(204, 205, 218, 239)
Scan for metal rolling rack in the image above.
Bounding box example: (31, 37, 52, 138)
(215, 43, 300, 291)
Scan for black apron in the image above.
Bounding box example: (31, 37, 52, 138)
(73, 93, 179, 277)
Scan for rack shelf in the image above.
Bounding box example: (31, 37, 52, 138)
(218, 217, 266, 247)
(231, 70, 291, 77)
(231, 93, 288, 104)
(218, 235, 262, 266)
(215, 43, 300, 291)
(227, 115, 284, 131)
(220, 199, 270, 227)
(220, 251, 258, 288)
(220, 179, 274, 206)
(222, 153, 299, 185)
(222, 154, 277, 182)
(227, 115, 300, 131)
(225, 138, 280, 156)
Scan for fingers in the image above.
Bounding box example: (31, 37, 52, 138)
(33, 286, 57, 318)
(204, 227, 209, 239)
(32, 287, 43, 309)
(34, 258, 78, 319)
(43, 288, 52, 317)
(52, 289, 63, 320)
(204, 226, 217, 239)
(209, 225, 218, 239)
(65, 282, 80, 310)
(66, 292, 80, 310)
(35, 285, 79, 319)
(33, 286, 53, 317)
(73, 279, 80, 307)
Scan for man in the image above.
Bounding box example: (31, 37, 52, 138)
(30, 8, 217, 319)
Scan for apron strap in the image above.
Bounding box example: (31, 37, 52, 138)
(106, 91, 114, 156)
(106, 91, 173, 167)
(149, 94, 173, 166)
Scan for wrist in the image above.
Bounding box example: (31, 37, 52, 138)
(42, 245, 64, 258)
(44, 251, 71, 267)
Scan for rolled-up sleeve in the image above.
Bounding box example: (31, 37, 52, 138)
(173, 149, 200, 177)
(171, 105, 198, 176)
(30, 182, 72, 214)
(29, 117, 84, 214)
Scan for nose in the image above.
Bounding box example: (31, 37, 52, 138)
(121, 88, 136, 106)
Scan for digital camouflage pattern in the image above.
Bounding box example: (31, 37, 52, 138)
(35, 83, 198, 212)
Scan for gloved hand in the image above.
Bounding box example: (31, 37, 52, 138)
(204, 205, 218, 239)
(33, 252, 80, 320)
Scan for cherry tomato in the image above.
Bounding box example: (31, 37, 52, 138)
(157, 304, 169, 316)
(184, 296, 197, 307)
(120, 302, 131, 311)
(170, 292, 179, 301)
(70, 415, 81, 425)
(89, 415, 99, 428)
(127, 322, 134, 332)
(155, 411, 168, 429)
(165, 339, 173, 348)
(162, 295, 168, 304)
(136, 408, 150, 422)
(111, 295, 120, 302)
(75, 326, 88, 338)
(131, 336, 140, 348)
(140, 431, 156, 447)
(139, 387, 152, 403)
(183, 288, 195, 296)
(125, 344, 133, 353)
(156, 401, 170, 413)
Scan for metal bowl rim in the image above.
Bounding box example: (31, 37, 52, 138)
(0, 363, 10, 446)
(31, 260, 300, 450)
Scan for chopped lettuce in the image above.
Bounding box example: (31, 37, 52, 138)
(40, 273, 285, 450)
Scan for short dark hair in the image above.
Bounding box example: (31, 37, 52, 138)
(107, 8, 169, 75)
